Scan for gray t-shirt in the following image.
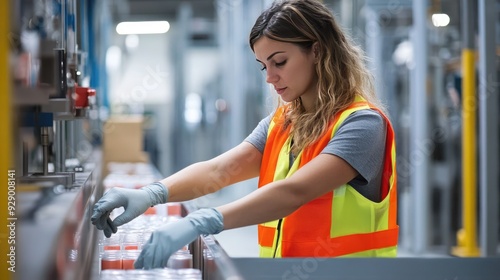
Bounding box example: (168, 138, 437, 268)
(244, 109, 387, 202)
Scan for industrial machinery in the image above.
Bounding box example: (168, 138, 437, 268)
(10, 0, 101, 279)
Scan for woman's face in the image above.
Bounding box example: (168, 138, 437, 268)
(253, 37, 318, 110)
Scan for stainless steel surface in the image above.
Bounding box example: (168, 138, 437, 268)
(13, 86, 52, 106)
(18, 168, 101, 280)
(232, 258, 500, 280)
(41, 126, 50, 175)
(41, 98, 71, 113)
(67, 118, 75, 159)
(478, 0, 500, 257)
(20, 172, 75, 186)
(55, 120, 66, 172)
(200, 235, 245, 280)
(55, 48, 67, 98)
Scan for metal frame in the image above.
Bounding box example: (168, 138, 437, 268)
(478, 0, 499, 257)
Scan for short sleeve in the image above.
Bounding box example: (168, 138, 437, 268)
(244, 113, 272, 154)
(321, 109, 387, 201)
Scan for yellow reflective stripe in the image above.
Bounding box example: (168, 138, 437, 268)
(286, 152, 302, 178)
(331, 184, 391, 237)
(261, 220, 279, 228)
(259, 222, 278, 258)
(263, 131, 303, 258)
(260, 109, 288, 258)
(259, 243, 283, 258)
(353, 95, 366, 103)
(275, 239, 282, 258)
(268, 118, 277, 136)
(259, 246, 274, 258)
(331, 104, 370, 137)
(259, 221, 282, 258)
(274, 138, 291, 181)
(331, 185, 393, 237)
(272, 133, 305, 181)
(390, 141, 396, 186)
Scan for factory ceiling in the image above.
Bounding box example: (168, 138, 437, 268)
(111, 0, 217, 22)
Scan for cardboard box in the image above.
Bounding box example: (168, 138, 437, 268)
(102, 115, 149, 176)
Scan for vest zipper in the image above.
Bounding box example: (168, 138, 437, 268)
(273, 218, 283, 258)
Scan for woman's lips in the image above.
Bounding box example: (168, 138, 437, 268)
(275, 87, 287, 95)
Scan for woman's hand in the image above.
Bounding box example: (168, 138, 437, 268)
(91, 182, 168, 237)
(134, 208, 224, 269)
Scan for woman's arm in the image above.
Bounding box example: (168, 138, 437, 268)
(160, 142, 262, 202)
(218, 153, 358, 230)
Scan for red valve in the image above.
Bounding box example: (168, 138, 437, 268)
(75, 85, 96, 108)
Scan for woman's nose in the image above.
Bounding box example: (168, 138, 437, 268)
(266, 69, 278, 84)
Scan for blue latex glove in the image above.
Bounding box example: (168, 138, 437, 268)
(91, 182, 168, 237)
(134, 208, 224, 269)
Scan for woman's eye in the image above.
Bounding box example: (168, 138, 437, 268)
(258, 60, 285, 71)
(275, 60, 287, 67)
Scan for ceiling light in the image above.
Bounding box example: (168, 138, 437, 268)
(431, 14, 450, 27)
(125, 34, 139, 50)
(116, 21, 170, 35)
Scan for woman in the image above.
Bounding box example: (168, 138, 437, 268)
(92, 0, 398, 269)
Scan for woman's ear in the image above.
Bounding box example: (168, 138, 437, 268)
(312, 42, 320, 62)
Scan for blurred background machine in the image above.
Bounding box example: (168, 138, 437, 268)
(8, 0, 102, 279)
(1, 0, 499, 279)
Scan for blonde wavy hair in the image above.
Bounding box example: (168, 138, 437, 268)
(250, 0, 384, 155)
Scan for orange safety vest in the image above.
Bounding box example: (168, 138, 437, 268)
(258, 97, 398, 258)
